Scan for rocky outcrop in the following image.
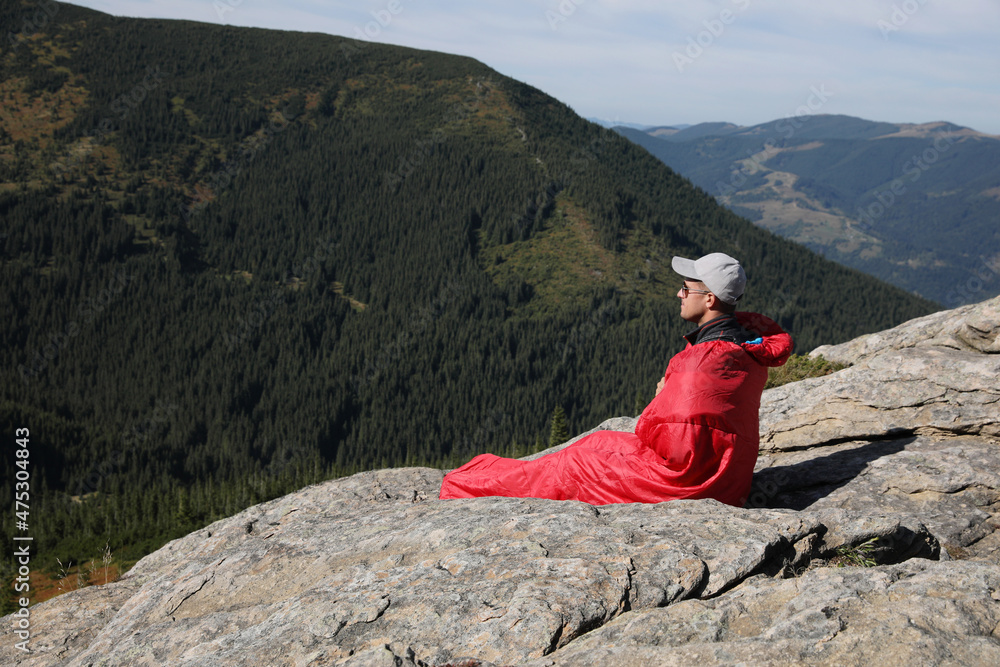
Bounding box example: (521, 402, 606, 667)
(523, 558, 1000, 667)
(752, 435, 1000, 562)
(5, 468, 942, 667)
(811, 295, 1000, 360)
(5, 296, 1000, 666)
(760, 296, 1000, 450)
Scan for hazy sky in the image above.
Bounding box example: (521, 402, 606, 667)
(67, 0, 1000, 134)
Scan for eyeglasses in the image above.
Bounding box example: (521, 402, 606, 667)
(680, 285, 711, 297)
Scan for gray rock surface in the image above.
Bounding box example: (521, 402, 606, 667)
(812, 294, 1000, 361)
(752, 435, 1000, 560)
(761, 295, 1000, 450)
(5, 296, 1000, 666)
(7, 468, 932, 667)
(525, 559, 1000, 667)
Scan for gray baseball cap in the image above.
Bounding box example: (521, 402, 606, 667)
(671, 252, 746, 305)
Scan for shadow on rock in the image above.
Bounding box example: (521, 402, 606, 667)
(748, 437, 915, 511)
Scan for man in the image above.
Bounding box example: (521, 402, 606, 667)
(439, 252, 792, 507)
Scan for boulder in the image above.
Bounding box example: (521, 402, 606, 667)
(760, 295, 1000, 450)
(752, 434, 1000, 561)
(811, 295, 1000, 362)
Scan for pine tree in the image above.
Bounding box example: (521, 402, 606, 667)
(175, 489, 193, 530)
(633, 389, 650, 416)
(548, 406, 569, 448)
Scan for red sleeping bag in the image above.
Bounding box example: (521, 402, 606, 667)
(439, 312, 792, 507)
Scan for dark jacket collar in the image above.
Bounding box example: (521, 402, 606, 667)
(684, 314, 755, 346)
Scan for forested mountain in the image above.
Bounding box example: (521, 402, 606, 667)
(616, 116, 1000, 305)
(0, 2, 936, 597)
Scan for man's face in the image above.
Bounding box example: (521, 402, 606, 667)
(678, 280, 712, 324)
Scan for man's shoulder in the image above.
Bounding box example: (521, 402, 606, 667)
(671, 337, 748, 367)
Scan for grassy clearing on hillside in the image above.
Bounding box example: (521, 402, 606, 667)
(766, 354, 846, 389)
(480, 195, 672, 316)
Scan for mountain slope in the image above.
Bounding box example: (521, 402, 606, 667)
(0, 3, 936, 579)
(616, 115, 1000, 305)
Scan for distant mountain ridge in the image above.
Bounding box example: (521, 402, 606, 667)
(585, 118, 657, 131)
(626, 116, 995, 143)
(615, 114, 1000, 305)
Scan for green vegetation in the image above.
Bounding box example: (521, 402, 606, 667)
(830, 538, 881, 568)
(549, 406, 570, 447)
(0, 3, 936, 599)
(765, 354, 846, 389)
